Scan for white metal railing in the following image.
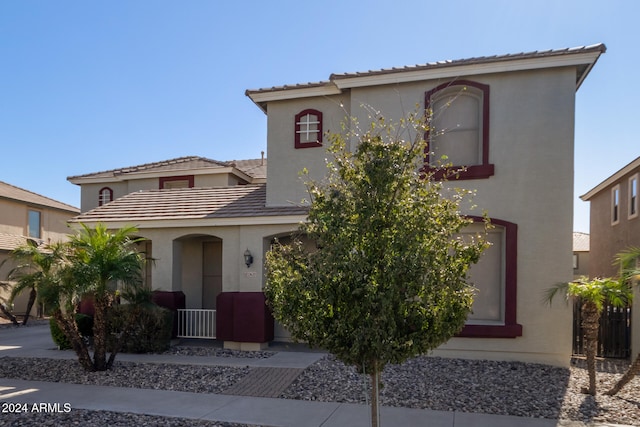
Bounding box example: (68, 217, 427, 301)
(177, 309, 216, 339)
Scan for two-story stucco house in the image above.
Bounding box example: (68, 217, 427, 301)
(0, 181, 79, 316)
(580, 155, 640, 355)
(68, 44, 605, 366)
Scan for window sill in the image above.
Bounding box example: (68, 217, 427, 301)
(294, 141, 323, 149)
(429, 164, 495, 181)
(457, 322, 523, 338)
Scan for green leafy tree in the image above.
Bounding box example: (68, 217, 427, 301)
(39, 223, 148, 371)
(546, 277, 631, 395)
(2, 239, 67, 325)
(606, 247, 640, 396)
(265, 115, 488, 427)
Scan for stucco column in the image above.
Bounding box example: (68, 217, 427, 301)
(147, 234, 177, 292)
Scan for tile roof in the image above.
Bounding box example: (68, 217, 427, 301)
(67, 155, 268, 182)
(0, 232, 31, 252)
(573, 232, 590, 252)
(245, 44, 606, 95)
(329, 44, 606, 81)
(229, 158, 267, 180)
(67, 156, 231, 181)
(70, 184, 307, 223)
(0, 181, 79, 213)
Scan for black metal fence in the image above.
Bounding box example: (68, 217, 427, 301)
(573, 300, 631, 359)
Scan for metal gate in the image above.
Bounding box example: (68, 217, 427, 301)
(177, 309, 216, 339)
(573, 301, 631, 358)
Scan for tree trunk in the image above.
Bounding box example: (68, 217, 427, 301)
(92, 295, 109, 371)
(606, 352, 640, 395)
(52, 310, 94, 371)
(0, 303, 19, 326)
(106, 304, 142, 369)
(21, 288, 37, 325)
(369, 364, 380, 427)
(581, 301, 600, 395)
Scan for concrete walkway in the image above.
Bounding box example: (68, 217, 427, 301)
(0, 324, 629, 427)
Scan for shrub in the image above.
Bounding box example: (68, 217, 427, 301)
(49, 313, 94, 350)
(108, 303, 173, 353)
(49, 317, 70, 350)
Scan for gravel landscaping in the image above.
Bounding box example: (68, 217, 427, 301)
(1, 349, 640, 426)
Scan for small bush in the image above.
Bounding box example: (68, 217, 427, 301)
(49, 318, 70, 350)
(108, 303, 173, 353)
(49, 313, 94, 350)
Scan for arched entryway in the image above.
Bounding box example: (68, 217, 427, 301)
(172, 234, 222, 339)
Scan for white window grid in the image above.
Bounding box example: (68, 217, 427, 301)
(296, 113, 320, 142)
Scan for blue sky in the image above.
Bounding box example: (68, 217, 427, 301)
(0, 1, 636, 233)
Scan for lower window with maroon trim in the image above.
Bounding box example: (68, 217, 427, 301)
(456, 216, 522, 338)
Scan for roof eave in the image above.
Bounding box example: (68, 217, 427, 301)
(245, 84, 343, 113)
(581, 156, 640, 201)
(68, 166, 251, 185)
(68, 214, 309, 229)
(332, 50, 605, 90)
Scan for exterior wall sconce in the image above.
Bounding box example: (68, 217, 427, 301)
(244, 249, 254, 268)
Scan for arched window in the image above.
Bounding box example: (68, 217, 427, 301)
(98, 187, 113, 206)
(425, 80, 494, 180)
(295, 109, 323, 149)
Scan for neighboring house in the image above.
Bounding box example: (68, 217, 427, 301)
(0, 181, 79, 316)
(573, 232, 590, 279)
(580, 155, 640, 355)
(69, 44, 605, 366)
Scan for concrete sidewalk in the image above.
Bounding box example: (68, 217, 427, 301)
(1, 378, 563, 427)
(0, 324, 629, 427)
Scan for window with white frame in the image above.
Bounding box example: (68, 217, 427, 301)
(629, 174, 638, 219)
(98, 187, 113, 206)
(425, 80, 494, 180)
(612, 184, 621, 225)
(295, 109, 322, 149)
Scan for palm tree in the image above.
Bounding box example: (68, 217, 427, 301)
(59, 223, 147, 371)
(605, 247, 640, 396)
(2, 239, 67, 325)
(546, 277, 631, 395)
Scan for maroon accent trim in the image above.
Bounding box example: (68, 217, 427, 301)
(159, 175, 195, 189)
(457, 216, 523, 338)
(294, 109, 323, 149)
(424, 80, 494, 180)
(98, 187, 113, 206)
(431, 164, 495, 181)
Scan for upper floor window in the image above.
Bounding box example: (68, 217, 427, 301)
(28, 209, 41, 239)
(160, 175, 194, 189)
(295, 109, 323, 149)
(629, 174, 638, 219)
(98, 187, 113, 206)
(612, 184, 620, 225)
(425, 80, 494, 180)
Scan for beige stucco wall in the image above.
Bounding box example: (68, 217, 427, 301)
(79, 182, 128, 213)
(0, 198, 76, 244)
(262, 67, 577, 366)
(265, 95, 350, 207)
(131, 222, 301, 309)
